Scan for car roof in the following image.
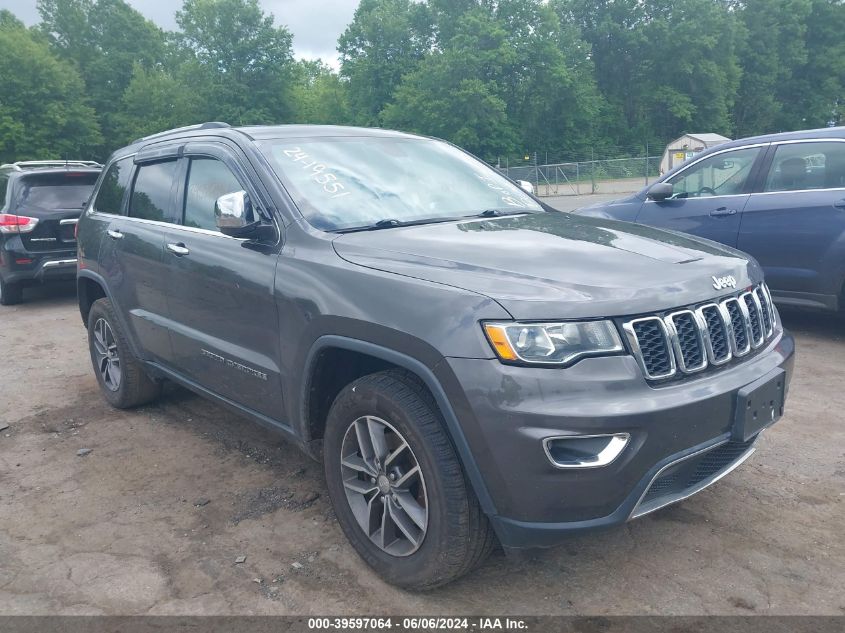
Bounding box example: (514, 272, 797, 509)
(2, 168, 102, 182)
(118, 122, 428, 157)
(0, 161, 102, 177)
(234, 124, 423, 141)
(716, 126, 845, 150)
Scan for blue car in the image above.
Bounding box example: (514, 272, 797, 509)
(576, 127, 845, 314)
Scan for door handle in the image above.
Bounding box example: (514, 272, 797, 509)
(166, 242, 190, 257)
(834, 199, 845, 209)
(107, 229, 124, 240)
(710, 207, 738, 217)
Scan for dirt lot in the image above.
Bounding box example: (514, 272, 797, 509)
(0, 281, 843, 616)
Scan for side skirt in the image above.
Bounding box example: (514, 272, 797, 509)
(145, 360, 308, 454)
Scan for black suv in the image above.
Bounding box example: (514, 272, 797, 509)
(0, 160, 102, 305)
(76, 123, 795, 589)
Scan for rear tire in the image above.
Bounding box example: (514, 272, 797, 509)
(87, 298, 161, 408)
(0, 277, 23, 306)
(323, 369, 495, 590)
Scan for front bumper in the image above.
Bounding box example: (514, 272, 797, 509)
(444, 330, 795, 549)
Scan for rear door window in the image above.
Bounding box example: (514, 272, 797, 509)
(128, 160, 180, 223)
(13, 172, 99, 210)
(763, 141, 845, 192)
(93, 157, 134, 215)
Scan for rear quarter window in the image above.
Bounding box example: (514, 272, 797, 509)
(93, 157, 134, 215)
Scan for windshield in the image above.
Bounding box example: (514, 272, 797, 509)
(14, 173, 99, 210)
(257, 136, 542, 231)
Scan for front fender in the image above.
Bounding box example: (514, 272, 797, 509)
(299, 334, 498, 516)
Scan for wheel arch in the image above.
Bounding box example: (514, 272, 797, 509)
(77, 272, 108, 327)
(77, 270, 146, 362)
(301, 335, 497, 515)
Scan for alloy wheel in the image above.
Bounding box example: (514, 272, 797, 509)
(93, 318, 122, 391)
(340, 415, 429, 556)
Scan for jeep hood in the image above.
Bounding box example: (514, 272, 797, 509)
(332, 212, 759, 319)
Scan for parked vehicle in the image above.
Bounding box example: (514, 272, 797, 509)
(76, 123, 794, 589)
(0, 160, 102, 305)
(575, 126, 845, 314)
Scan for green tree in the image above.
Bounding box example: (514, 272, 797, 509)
(381, 7, 516, 158)
(175, 0, 297, 124)
(558, 0, 741, 147)
(37, 0, 166, 149)
(777, 0, 845, 129)
(0, 11, 101, 162)
(111, 65, 202, 145)
(488, 0, 602, 158)
(382, 56, 517, 159)
(733, 0, 811, 136)
(384, 1, 601, 159)
(338, 0, 433, 125)
(291, 60, 351, 124)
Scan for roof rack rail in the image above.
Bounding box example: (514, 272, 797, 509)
(0, 160, 103, 171)
(132, 121, 231, 144)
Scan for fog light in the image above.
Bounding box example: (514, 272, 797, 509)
(543, 433, 630, 469)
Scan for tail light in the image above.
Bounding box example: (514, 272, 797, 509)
(0, 214, 39, 234)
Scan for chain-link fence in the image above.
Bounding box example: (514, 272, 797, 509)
(495, 155, 662, 197)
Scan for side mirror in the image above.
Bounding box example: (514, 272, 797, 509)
(647, 182, 673, 201)
(517, 180, 535, 195)
(215, 190, 252, 233)
(214, 190, 273, 240)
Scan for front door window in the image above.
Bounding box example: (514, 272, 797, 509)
(666, 147, 761, 199)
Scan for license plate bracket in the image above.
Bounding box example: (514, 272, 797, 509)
(733, 368, 786, 442)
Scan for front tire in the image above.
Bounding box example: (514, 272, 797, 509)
(87, 298, 161, 408)
(324, 369, 495, 590)
(0, 277, 23, 306)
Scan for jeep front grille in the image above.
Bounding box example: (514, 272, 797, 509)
(623, 283, 777, 381)
(723, 298, 750, 355)
(699, 304, 731, 364)
(668, 310, 707, 373)
(628, 317, 675, 379)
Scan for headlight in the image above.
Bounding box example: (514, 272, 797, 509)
(483, 320, 624, 365)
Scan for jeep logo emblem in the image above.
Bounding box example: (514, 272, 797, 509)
(712, 275, 737, 290)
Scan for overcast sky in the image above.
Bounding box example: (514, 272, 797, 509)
(0, 0, 358, 66)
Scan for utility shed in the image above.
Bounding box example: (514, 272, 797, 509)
(660, 133, 731, 174)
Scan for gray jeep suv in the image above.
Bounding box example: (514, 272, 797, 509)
(76, 123, 795, 589)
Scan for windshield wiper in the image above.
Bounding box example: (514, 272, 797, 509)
(333, 208, 542, 234)
(474, 208, 540, 218)
(333, 216, 466, 233)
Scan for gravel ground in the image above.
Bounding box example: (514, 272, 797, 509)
(0, 280, 842, 616)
